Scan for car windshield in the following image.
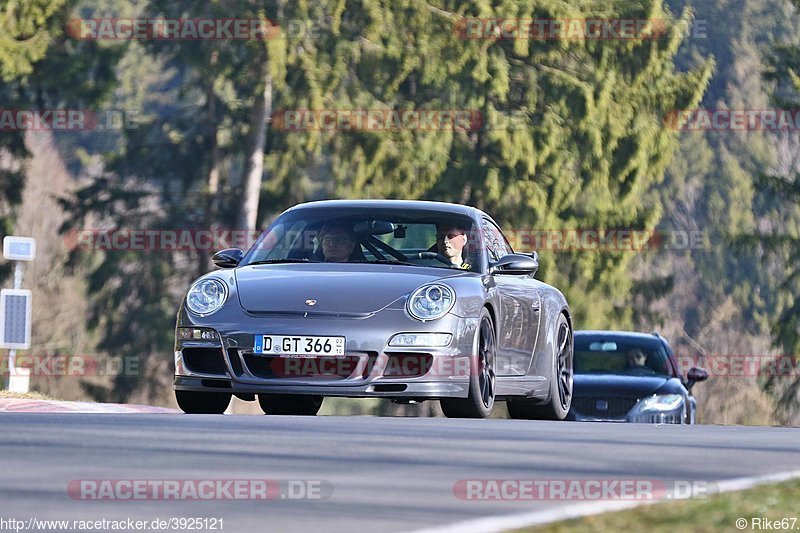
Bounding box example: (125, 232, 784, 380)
(240, 207, 481, 272)
(573, 335, 674, 377)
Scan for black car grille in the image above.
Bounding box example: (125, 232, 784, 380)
(242, 354, 363, 380)
(382, 353, 434, 378)
(182, 348, 227, 375)
(572, 397, 639, 417)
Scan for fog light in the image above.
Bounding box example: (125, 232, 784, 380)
(177, 327, 218, 341)
(388, 333, 452, 347)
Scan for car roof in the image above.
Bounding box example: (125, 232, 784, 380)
(574, 330, 669, 345)
(286, 199, 481, 218)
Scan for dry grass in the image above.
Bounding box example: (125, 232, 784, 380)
(0, 390, 55, 400)
(516, 478, 800, 533)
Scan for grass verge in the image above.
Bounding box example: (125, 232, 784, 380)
(0, 390, 56, 400)
(515, 478, 800, 533)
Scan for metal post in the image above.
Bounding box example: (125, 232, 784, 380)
(6, 262, 25, 391)
(13, 262, 22, 289)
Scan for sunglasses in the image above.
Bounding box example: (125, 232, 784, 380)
(322, 235, 353, 245)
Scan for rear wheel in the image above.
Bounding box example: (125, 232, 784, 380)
(441, 309, 496, 419)
(175, 390, 231, 414)
(258, 394, 323, 415)
(507, 313, 572, 420)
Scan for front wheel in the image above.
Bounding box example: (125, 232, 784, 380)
(258, 394, 323, 415)
(440, 309, 496, 419)
(175, 390, 231, 414)
(507, 313, 572, 420)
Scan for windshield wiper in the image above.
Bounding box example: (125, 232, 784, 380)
(246, 258, 312, 265)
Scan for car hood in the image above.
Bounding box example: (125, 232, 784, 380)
(234, 264, 466, 315)
(572, 374, 679, 397)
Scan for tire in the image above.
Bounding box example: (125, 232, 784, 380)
(175, 390, 231, 414)
(440, 308, 496, 419)
(507, 313, 573, 420)
(258, 394, 323, 415)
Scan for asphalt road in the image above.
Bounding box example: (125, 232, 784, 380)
(1, 414, 800, 532)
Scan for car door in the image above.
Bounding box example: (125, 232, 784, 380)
(482, 218, 541, 376)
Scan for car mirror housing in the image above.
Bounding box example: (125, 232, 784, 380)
(687, 366, 708, 384)
(212, 248, 244, 269)
(489, 253, 539, 276)
(353, 220, 395, 235)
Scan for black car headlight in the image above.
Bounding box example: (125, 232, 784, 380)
(406, 284, 455, 322)
(186, 278, 228, 316)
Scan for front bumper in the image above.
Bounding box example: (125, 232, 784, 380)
(569, 411, 684, 424)
(568, 396, 686, 424)
(173, 308, 478, 399)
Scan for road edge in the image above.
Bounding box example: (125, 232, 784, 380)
(408, 468, 800, 533)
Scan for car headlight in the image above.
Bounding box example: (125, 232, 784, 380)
(636, 394, 684, 412)
(406, 284, 456, 321)
(186, 278, 228, 316)
(627, 394, 685, 424)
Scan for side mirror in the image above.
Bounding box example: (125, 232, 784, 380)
(686, 367, 708, 390)
(489, 253, 539, 275)
(212, 248, 244, 269)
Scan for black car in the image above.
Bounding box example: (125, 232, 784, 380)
(568, 331, 707, 424)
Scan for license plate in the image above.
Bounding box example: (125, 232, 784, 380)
(254, 335, 346, 357)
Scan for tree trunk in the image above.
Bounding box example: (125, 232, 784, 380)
(239, 61, 272, 232)
(201, 64, 222, 276)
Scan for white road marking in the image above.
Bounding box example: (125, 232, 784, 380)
(408, 468, 800, 533)
(0, 398, 178, 413)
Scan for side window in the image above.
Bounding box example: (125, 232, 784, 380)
(481, 219, 512, 261)
(481, 220, 500, 262)
(483, 219, 513, 261)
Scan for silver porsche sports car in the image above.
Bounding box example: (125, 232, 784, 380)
(173, 200, 573, 419)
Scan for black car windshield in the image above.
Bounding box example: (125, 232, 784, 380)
(240, 207, 481, 272)
(573, 335, 675, 377)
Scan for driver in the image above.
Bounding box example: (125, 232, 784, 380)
(319, 223, 359, 263)
(626, 348, 651, 371)
(436, 223, 471, 269)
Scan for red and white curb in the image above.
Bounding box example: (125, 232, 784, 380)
(0, 398, 179, 413)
